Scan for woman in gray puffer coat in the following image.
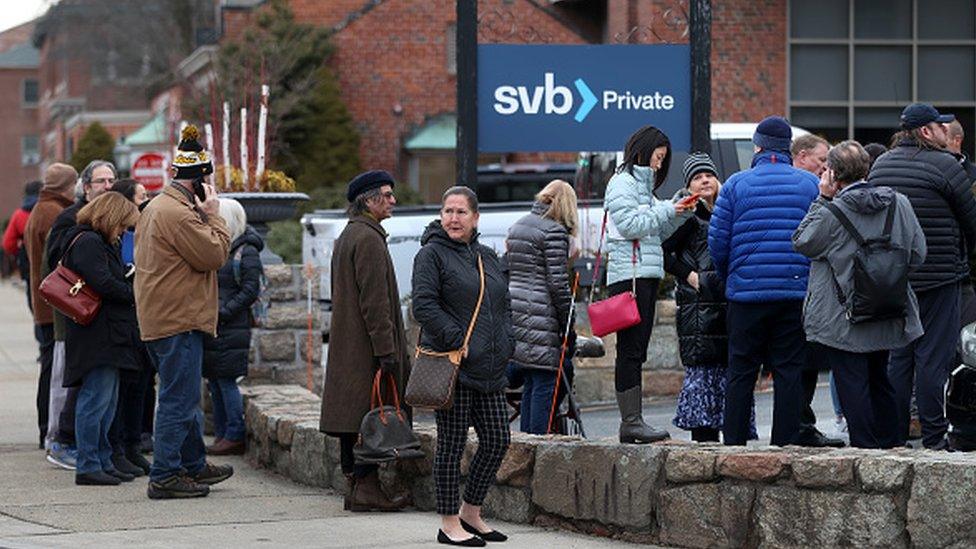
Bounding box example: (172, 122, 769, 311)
(506, 180, 578, 434)
(793, 141, 926, 449)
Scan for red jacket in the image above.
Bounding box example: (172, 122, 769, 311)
(2, 207, 29, 256)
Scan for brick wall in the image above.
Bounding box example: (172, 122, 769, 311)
(0, 67, 40, 223)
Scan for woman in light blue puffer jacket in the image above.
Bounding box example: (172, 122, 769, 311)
(603, 126, 693, 444)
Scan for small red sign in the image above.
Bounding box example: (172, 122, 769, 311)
(131, 152, 167, 192)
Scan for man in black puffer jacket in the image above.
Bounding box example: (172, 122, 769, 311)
(868, 103, 976, 449)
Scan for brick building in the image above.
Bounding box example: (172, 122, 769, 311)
(0, 21, 40, 223)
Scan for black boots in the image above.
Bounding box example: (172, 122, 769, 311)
(616, 386, 670, 444)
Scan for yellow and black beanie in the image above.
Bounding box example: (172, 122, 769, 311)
(171, 124, 214, 180)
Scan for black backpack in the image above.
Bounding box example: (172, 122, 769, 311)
(824, 200, 909, 324)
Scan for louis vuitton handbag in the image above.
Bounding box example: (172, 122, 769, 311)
(353, 371, 425, 464)
(404, 254, 485, 410)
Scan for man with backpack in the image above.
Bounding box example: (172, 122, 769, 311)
(868, 103, 976, 449)
(794, 140, 926, 449)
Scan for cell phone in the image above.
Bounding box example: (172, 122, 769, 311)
(677, 192, 702, 207)
(191, 177, 207, 202)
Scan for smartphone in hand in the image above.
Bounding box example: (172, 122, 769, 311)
(191, 177, 207, 202)
(676, 192, 702, 208)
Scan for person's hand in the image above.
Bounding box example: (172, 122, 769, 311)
(819, 168, 838, 199)
(687, 271, 700, 290)
(673, 197, 695, 214)
(377, 354, 398, 375)
(195, 183, 220, 217)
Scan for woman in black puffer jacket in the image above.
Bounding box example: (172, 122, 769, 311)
(662, 153, 729, 443)
(412, 186, 514, 546)
(506, 180, 577, 434)
(202, 199, 263, 456)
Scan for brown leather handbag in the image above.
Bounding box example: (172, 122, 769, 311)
(405, 254, 485, 410)
(38, 233, 102, 326)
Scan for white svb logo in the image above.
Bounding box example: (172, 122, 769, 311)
(493, 73, 572, 115)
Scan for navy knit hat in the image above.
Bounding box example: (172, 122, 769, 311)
(753, 116, 793, 152)
(682, 152, 718, 187)
(347, 170, 395, 202)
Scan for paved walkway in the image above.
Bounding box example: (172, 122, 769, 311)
(0, 280, 639, 548)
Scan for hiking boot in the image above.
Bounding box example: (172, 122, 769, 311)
(76, 471, 121, 486)
(112, 453, 145, 477)
(46, 442, 78, 471)
(105, 468, 135, 482)
(347, 471, 409, 512)
(616, 386, 669, 444)
(147, 475, 210, 499)
(125, 446, 151, 475)
(207, 438, 245, 456)
(189, 462, 234, 485)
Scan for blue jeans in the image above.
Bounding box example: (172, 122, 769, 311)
(147, 332, 206, 482)
(75, 365, 119, 474)
(829, 371, 843, 417)
(520, 370, 557, 434)
(208, 377, 245, 441)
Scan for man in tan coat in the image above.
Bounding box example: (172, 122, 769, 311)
(135, 125, 231, 500)
(23, 163, 77, 449)
(320, 170, 411, 512)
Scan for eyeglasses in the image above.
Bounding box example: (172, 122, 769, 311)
(91, 178, 116, 185)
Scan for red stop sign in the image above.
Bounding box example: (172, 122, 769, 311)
(131, 152, 167, 192)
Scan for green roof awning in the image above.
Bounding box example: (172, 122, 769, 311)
(126, 110, 169, 147)
(404, 114, 456, 151)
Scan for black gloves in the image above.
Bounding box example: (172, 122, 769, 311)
(377, 354, 398, 375)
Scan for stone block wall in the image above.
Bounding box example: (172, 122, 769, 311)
(242, 384, 976, 548)
(247, 265, 323, 391)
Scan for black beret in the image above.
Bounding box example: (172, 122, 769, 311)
(347, 170, 395, 202)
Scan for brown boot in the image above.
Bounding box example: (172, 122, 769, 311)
(207, 438, 245, 456)
(347, 471, 409, 512)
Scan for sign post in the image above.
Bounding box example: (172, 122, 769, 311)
(131, 152, 168, 193)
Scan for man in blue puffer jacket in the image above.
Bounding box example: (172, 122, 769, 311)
(708, 116, 819, 446)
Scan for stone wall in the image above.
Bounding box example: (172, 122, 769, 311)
(247, 265, 323, 391)
(242, 384, 976, 548)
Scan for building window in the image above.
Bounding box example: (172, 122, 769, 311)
(22, 79, 38, 107)
(22, 135, 39, 166)
(788, 0, 976, 156)
(446, 24, 457, 76)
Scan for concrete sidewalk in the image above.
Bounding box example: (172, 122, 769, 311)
(0, 280, 638, 548)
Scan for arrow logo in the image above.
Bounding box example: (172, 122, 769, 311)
(574, 78, 597, 123)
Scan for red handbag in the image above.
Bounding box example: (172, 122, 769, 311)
(38, 233, 102, 326)
(587, 210, 641, 337)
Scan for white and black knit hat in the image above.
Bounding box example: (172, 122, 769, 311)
(682, 152, 718, 187)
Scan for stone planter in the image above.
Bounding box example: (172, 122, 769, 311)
(222, 192, 309, 264)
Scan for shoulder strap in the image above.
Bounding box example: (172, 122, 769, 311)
(881, 200, 897, 240)
(57, 232, 87, 266)
(461, 254, 486, 351)
(824, 202, 866, 246)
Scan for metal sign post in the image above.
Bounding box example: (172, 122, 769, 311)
(456, 0, 478, 190)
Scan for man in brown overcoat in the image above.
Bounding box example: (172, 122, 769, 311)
(320, 170, 411, 512)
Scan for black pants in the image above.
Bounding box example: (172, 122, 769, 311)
(56, 387, 77, 445)
(798, 352, 820, 435)
(824, 345, 898, 449)
(36, 323, 54, 445)
(608, 278, 659, 392)
(109, 367, 151, 453)
(724, 301, 805, 446)
(889, 282, 960, 448)
(434, 385, 510, 516)
(338, 433, 378, 479)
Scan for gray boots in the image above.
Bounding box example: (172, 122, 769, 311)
(616, 386, 670, 444)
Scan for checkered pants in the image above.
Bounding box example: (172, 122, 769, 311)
(434, 384, 511, 516)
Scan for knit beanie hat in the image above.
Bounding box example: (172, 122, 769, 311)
(682, 152, 718, 187)
(171, 124, 214, 180)
(753, 116, 793, 152)
(347, 170, 395, 202)
(43, 163, 78, 192)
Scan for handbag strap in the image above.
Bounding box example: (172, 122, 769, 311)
(370, 371, 404, 423)
(416, 253, 485, 354)
(57, 232, 87, 267)
(587, 209, 639, 304)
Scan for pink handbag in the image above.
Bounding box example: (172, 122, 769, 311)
(586, 210, 641, 337)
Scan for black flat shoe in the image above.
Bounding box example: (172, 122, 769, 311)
(437, 529, 486, 547)
(459, 519, 508, 542)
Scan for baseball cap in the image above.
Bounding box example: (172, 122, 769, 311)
(900, 103, 954, 130)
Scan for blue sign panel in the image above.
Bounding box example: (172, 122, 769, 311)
(477, 44, 691, 152)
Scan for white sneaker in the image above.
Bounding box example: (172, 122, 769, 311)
(832, 417, 848, 438)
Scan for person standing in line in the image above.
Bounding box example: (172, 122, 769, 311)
(203, 198, 263, 456)
(506, 179, 577, 435)
(868, 103, 976, 450)
(2, 180, 41, 309)
(790, 135, 846, 448)
(24, 163, 78, 449)
(794, 140, 926, 448)
(319, 170, 411, 512)
(709, 116, 819, 447)
(413, 186, 514, 547)
(604, 125, 694, 444)
(946, 119, 976, 183)
(61, 192, 141, 485)
(135, 125, 233, 498)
